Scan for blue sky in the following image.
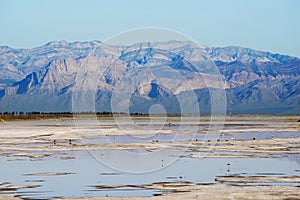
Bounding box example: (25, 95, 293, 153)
(1, 0, 300, 57)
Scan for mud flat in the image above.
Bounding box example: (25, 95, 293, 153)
(0, 115, 299, 199)
(1, 185, 300, 200)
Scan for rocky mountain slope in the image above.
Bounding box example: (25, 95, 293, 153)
(0, 41, 299, 114)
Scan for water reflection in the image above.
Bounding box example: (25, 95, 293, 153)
(0, 151, 299, 199)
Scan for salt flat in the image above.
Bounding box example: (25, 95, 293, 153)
(0, 115, 299, 199)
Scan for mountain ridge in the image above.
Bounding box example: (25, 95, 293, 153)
(0, 40, 299, 114)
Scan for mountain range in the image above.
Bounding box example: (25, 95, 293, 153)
(0, 40, 299, 114)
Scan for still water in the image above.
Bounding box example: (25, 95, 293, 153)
(0, 116, 299, 199)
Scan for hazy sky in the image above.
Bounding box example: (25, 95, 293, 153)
(1, 0, 300, 57)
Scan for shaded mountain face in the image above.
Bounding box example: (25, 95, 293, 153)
(0, 41, 299, 114)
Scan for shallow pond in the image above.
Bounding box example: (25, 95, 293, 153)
(0, 116, 299, 199)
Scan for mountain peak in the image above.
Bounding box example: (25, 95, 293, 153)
(0, 40, 299, 113)
(44, 40, 69, 46)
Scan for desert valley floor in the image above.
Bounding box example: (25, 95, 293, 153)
(0, 115, 299, 199)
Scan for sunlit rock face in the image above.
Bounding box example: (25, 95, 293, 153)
(0, 41, 299, 114)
